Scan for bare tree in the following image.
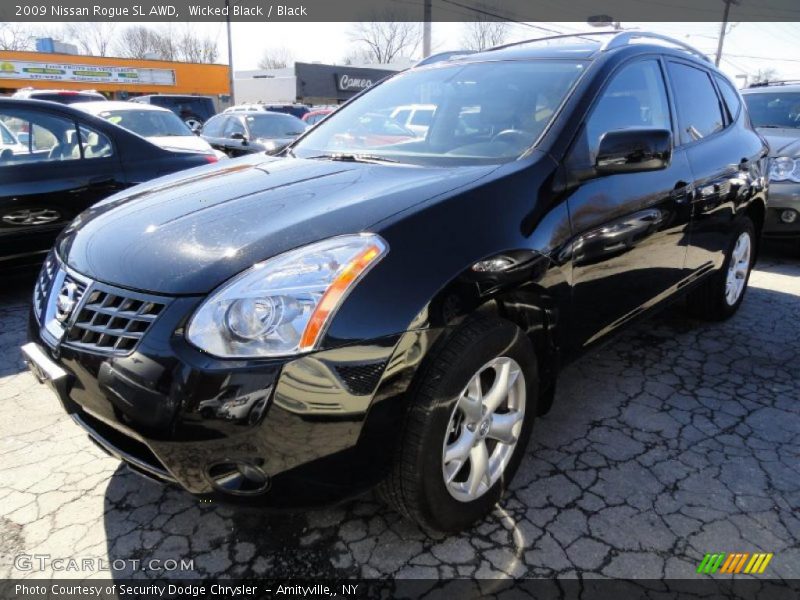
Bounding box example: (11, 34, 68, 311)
(341, 47, 374, 66)
(0, 22, 34, 51)
(348, 20, 421, 64)
(752, 68, 779, 85)
(114, 26, 162, 59)
(63, 23, 117, 57)
(176, 25, 218, 63)
(257, 47, 293, 70)
(460, 20, 507, 51)
(114, 25, 218, 63)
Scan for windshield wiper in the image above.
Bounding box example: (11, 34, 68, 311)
(307, 152, 399, 164)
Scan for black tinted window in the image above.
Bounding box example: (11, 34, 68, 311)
(668, 63, 724, 143)
(715, 75, 741, 121)
(585, 60, 671, 158)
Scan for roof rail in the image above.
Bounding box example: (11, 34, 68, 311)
(485, 30, 709, 63)
(748, 79, 800, 88)
(487, 30, 617, 52)
(414, 50, 474, 67)
(600, 31, 710, 62)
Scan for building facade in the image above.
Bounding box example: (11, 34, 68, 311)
(0, 50, 230, 105)
(234, 61, 405, 106)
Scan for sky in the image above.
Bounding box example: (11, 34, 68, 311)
(30, 21, 800, 87)
(208, 21, 800, 85)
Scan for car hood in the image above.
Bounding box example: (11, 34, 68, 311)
(58, 155, 499, 295)
(148, 135, 214, 154)
(758, 128, 800, 157)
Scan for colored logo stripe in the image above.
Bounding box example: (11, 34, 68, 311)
(698, 553, 773, 574)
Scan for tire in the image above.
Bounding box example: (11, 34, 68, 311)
(379, 315, 538, 535)
(687, 217, 756, 321)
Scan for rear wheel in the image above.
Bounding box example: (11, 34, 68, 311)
(379, 316, 538, 534)
(687, 217, 755, 320)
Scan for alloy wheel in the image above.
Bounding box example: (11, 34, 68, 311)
(441, 356, 526, 502)
(725, 231, 751, 306)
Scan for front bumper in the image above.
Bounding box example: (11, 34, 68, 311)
(25, 269, 439, 505)
(764, 181, 800, 238)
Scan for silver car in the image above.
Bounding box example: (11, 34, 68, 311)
(742, 82, 800, 247)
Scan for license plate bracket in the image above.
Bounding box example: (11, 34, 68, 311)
(21, 342, 74, 412)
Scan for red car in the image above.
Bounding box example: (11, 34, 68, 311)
(302, 108, 335, 125)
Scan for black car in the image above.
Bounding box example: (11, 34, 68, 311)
(200, 111, 308, 157)
(130, 95, 217, 130)
(0, 99, 217, 271)
(23, 32, 767, 534)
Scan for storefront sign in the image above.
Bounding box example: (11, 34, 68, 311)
(335, 73, 374, 92)
(0, 59, 176, 86)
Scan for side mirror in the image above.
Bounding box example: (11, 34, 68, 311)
(191, 125, 202, 135)
(595, 128, 672, 175)
(17, 132, 30, 146)
(230, 132, 247, 142)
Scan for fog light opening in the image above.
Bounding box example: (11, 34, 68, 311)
(780, 209, 798, 224)
(206, 460, 270, 496)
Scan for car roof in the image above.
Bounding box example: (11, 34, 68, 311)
(13, 88, 104, 96)
(421, 31, 713, 71)
(742, 83, 800, 94)
(71, 100, 172, 113)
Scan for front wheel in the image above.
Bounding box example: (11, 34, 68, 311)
(687, 217, 756, 320)
(379, 316, 538, 534)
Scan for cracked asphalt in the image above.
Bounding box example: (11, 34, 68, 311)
(1, 244, 798, 582)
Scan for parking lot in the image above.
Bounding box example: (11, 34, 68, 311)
(1, 244, 798, 582)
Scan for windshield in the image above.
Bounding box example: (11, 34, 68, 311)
(246, 113, 307, 138)
(292, 60, 585, 165)
(100, 109, 191, 137)
(743, 92, 800, 129)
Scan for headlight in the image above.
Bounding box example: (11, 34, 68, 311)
(769, 156, 800, 182)
(187, 234, 388, 358)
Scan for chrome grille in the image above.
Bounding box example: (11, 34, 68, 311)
(33, 253, 57, 319)
(64, 287, 167, 355)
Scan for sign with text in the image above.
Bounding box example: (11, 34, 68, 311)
(0, 60, 176, 85)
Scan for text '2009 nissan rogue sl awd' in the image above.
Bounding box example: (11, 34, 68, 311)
(23, 32, 768, 534)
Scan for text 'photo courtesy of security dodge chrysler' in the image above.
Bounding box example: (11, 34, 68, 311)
(23, 31, 768, 535)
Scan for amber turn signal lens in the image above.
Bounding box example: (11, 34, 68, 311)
(299, 244, 383, 350)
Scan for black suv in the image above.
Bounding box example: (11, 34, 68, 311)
(130, 94, 217, 130)
(24, 32, 767, 534)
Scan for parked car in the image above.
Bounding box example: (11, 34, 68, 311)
(130, 95, 216, 130)
(72, 101, 226, 161)
(331, 112, 416, 148)
(303, 107, 335, 125)
(391, 103, 437, 136)
(11, 88, 106, 105)
(225, 103, 311, 119)
(0, 119, 27, 158)
(200, 111, 307, 157)
(24, 32, 767, 534)
(741, 82, 800, 248)
(0, 98, 217, 271)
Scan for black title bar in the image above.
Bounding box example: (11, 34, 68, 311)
(2, 0, 800, 22)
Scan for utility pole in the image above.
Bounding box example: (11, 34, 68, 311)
(715, 0, 738, 67)
(225, 0, 235, 105)
(422, 0, 432, 58)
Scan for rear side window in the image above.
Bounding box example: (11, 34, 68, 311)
(715, 75, 742, 121)
(667, 62, 725, 144)
(585, 59, 672, 159)
(77, 124, 113, 159)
